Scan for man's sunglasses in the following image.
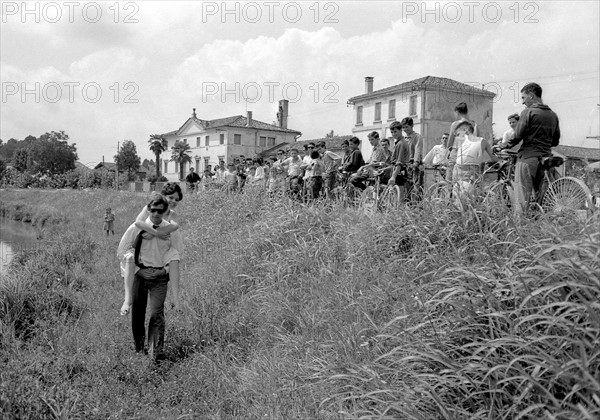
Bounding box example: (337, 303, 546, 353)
(149, 208, 166, 214)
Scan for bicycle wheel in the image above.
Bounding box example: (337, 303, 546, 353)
(380, 185, 401, 210)
(427, 182, 450, 203)
(542, 176, 593, 213)
(359, 186, 377, 214)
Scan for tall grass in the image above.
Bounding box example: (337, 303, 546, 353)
(1, 187, 598, 419)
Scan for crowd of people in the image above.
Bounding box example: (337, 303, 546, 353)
(183, 81, 559, 214)
(120, 82, 561, 362)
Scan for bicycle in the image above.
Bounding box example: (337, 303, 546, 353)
(485, 150, 594, 214)
(330, 170, 362, 207)
(424, 165, 451, 203)
(358, 165, 402, 213)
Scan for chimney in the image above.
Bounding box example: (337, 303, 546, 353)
(365, 77, 374, 94)
(277, 99, 289, 129)
(192, 108, 197, 118)
(246, 111, 253, 127)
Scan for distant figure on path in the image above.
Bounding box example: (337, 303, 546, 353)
(103, 208, 115, 236)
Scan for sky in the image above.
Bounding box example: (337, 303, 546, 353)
(1, 0, 599, 165)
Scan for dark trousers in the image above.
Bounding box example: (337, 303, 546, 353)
(306, 176, 323, 199)
(131, 273, 169, 358)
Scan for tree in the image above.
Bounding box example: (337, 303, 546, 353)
(148, 134, 168, 179)
(12, 148, 29, 172)
(170, 141, 192, 180)
(29, 131, 78, 174)
(114, 140, 141, 180)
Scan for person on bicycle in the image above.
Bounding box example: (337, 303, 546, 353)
(387, 121, 412, 190)
(446, 102, 479, 182)
(423, 133, 449, 167)
(317, 141, 342, 199)
(350, 131, 389, 190)
(495, 82, 560, 215)
(282, 148, 304, 199)
(185, 167, 201, 192)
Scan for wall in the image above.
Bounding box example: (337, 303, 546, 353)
(352, 92, 423, 161)
(424, 90, 494, 154)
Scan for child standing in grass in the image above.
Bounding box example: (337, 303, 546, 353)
(103, 208, 115, 236)
(118, 183, 184, 316)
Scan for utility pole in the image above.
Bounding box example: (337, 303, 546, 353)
(115, 141, 119, 190)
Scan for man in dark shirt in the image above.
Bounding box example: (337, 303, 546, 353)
(341, 136, 365, 174)
(185, 167, 201, 192)
(496, 82, 560, 215)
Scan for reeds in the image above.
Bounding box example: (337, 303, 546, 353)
(1, 188, 598, 419)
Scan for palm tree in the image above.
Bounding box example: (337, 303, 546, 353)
(148, 134, 168, 179)
(171, 141, 192, 181)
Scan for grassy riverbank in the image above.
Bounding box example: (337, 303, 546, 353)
(1, 188, 599, 419)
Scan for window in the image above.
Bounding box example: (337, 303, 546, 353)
(205, 135, 210, 146)
(259, 136, 266, 147)
(409, 95, 418, 116)
(356, 106, 363, 125)
(388, 99, 396, 120)
(268, 137, 275, 146)
(234, 134, 241, 145)
(220, 133, 225, 144)
(374, 102, 381, 122)
(164, 161, 168, 174)
(195, 159, 200, 171)
(204, 157, 209, 170)
(196, 137, 201, 147)
(218, 155, 225, 165)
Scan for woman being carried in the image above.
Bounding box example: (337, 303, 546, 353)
(117, 183, 184, 316)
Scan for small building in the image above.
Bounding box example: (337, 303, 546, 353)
(160, 100, 301, 180)
(554, 144, 600, 176)
(347, 76, 496, 161)
(258, 135, 353, 160)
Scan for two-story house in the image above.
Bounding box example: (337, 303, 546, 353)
(160, 100, 301, 180)
(348, 76, 496, 161)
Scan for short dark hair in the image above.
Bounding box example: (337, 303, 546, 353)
(341, 140, 349, 146)
(443, 133, 449, 136)
(521, 82, 542, 98)
(317, 141, 326, 148)
(455, 120, 474, 133)
(349, 137, 360, 145)
(508, 113, 520, 121)
(454, 102, 468, 114)
(400, 117, 414, 127)
(147, 196, 169, 212)
(381, 137, 390, 144)
(161, 182, 183, 201)
(368, 131, 379, 139)
(389, 121, 403, 131)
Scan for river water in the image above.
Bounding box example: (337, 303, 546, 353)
(0, 219, 39, 274)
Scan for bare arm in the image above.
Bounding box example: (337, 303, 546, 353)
(482, 139, 500, 162)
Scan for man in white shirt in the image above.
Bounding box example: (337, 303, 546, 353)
(126, 196, 180, 361)
(423, 133, 449, 167)
(501, 113, 522, 153)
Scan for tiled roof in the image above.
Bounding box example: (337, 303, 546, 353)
(257, 135, 353, 158)
(348, 75, 496, 103)
(94, 162, 117, 171)
(163, 115, 301, 137)
(555, 145, 600, 160)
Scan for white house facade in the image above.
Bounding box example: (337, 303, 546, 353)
(348, 76, 496, 162)
(160, 101, 301, 180)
